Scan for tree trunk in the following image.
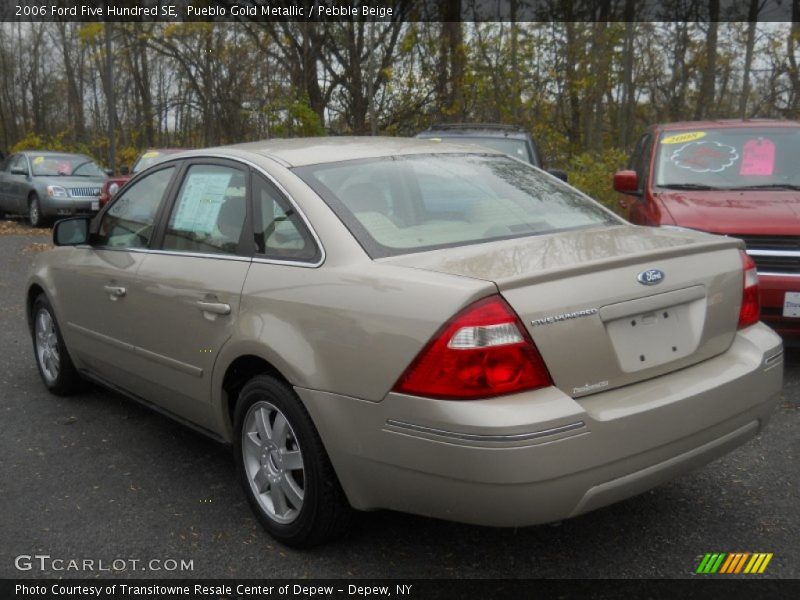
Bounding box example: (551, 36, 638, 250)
(694, 0, 720, 119)
(787, 0, 800, 117)
(738, 0, 760, 118)
(104, 23, 116, 171)
(619, 0, 636, 150)
(510, 0, 519, 121)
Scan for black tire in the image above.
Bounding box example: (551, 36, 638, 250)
(234, 374, 354, 547)
(31, 294, 84, 396)
(28, 194, 47, 228)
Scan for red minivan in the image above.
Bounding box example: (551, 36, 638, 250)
(98, 148, 186, 207)
(614, 120, 800, 339)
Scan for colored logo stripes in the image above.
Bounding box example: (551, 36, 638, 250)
(696, 552, 773, 574)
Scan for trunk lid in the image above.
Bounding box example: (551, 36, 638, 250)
(381, 225, 745, 397)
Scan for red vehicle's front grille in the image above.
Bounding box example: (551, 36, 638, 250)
(734, 235, 800, 275)
(748, 254, 800, 274)
(735, 235, 800, 251)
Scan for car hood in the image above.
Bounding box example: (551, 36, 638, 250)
(36, 175, 107, 187)
(657, 190, 800, 234)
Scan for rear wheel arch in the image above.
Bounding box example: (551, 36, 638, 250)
(221, 354, 293, 438)
(26, 284, 46, 332)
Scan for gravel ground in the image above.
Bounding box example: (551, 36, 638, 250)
(1, 229, 797, 580)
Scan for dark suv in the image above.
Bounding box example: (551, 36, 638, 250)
(417, 123, 542, 165)
(416, 123, 567, 180)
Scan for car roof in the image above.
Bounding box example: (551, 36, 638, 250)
(178, 136, 506, 168)
(657, 119, 800, 131)
(418, 123, 530, 138)
(22, 151, 91, 158)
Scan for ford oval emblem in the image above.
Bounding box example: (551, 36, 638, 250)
(637, 269, 665, 285)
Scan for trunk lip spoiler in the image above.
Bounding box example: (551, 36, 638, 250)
(494, 238, 744, 290)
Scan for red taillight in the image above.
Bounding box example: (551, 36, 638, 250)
(738, 251, 760, 329)
(393, 295, 553, 400)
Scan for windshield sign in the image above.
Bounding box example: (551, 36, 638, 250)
(655, 127, 800, 190)
(30, 154, 105, 178)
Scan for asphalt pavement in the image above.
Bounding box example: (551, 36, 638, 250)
(1, 229, 798, 579)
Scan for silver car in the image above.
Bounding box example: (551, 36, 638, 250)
(27, 138, 783, 547)
(0, 151, 108, 227)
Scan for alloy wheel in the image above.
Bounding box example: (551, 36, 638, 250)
(34, 308, 60, 384)
(29, 198, 40, 227)
(242, 400, 305, 524)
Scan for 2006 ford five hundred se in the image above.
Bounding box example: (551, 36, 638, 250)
(27, 138, 783, 547)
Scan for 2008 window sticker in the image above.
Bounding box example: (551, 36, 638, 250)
(669, 141, 739, 173)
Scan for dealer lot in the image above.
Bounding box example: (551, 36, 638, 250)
(1, 230, 798, 579)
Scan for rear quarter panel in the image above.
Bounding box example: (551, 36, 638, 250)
(211, 261, 495, 439)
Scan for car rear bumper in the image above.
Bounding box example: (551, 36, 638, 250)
(759, 273, 800, 338)
(296, 323, 783, 527)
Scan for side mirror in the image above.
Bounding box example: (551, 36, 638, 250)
(53, 216, 91, 246)
(120, 164, 130, 176)
(105, 168, 113, 176)
(10, 166, 27, 176)
(547, 168, 568, 183)
(613, 170, 641, 195)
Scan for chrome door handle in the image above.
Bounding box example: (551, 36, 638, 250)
(103, 285, 126, 298)
(196, 301, 231, 315)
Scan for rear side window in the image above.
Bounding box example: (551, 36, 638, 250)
(297, 154, 619, 258)
(253, 174, 319, 262)
(163, 164, 247, 256)
(96, 167, 175, 248)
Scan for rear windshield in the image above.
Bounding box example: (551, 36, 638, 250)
(296, 154, 619, 258)
(654, 127, 800, 190)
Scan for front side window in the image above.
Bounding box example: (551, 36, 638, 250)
(10, 155, 28, 174)
(96, 167, 175, 248)
(162, 164, 247, 256)
(297, 154, 619, 258)
(654, 127, 800, 190)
